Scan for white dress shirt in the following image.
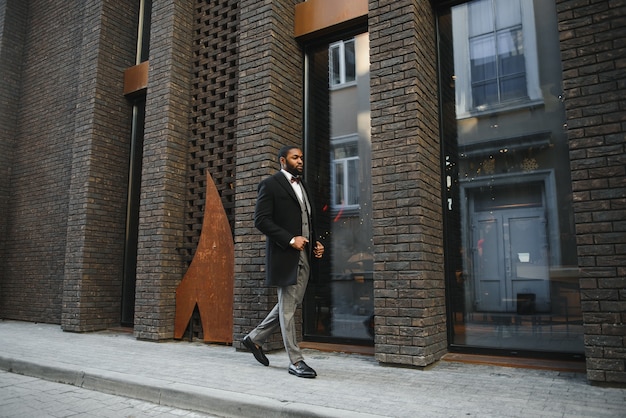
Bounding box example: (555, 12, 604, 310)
(281, 169, 304, 202)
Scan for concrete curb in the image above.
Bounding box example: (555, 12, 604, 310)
(0, 356, 384, 418)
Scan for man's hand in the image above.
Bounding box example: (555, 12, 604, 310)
(290, 236, 309, 251)
(313, 241, 324, 258)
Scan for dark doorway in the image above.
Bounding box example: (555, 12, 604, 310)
(120, 98, 145, 327)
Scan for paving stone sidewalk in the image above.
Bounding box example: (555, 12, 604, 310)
(0, 320, 624, 417)
(0, 370, 216, 418)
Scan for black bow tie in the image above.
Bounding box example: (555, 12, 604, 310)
(290, 177, 301, 184)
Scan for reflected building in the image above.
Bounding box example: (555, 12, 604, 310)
(441, 0, 583, 354)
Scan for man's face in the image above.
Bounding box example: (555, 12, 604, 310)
(281, 148, 304, 176)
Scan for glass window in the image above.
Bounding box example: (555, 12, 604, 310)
(453, 0, 541, 116)
(329, 39, 356, 88)
(468, 0, 526, 107)
(304, 32, 373, 345)
(439, 0, 583, 357)
(331, 137, 360, 209)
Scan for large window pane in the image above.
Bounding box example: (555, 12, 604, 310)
(440, 0, 583, 357)
(330, 45, 341, 85)
(470, 36, 497, 80)
(464, 0, 528, 108)
(344, 40, 356, 83)
(304, 33, 373, 344)
(469, 0, 493, 36)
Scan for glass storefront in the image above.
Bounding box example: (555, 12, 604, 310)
(299, 0, 583, 355)
(303, 31, 374, 345)
(438, 0, 584, 356)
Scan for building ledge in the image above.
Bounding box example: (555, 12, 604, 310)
(442, 352, 586, 373)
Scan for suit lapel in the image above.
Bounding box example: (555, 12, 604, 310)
(275, 172, 300, 204)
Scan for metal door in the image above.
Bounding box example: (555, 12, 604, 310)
(472, 208, 550, 313)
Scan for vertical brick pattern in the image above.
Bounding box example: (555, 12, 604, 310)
(369, 0, 446, 367)
(183, 0, 239, 339)
(134, 0, 194, 341)
(186, 0, 238, 257)
(62, 0, 138, 332)
(0, 0, 28, 303)
(1, 1, 85, 323)
(234, 0, 303, 349)
(557, 0, 626, 384)
(1, 0, 137, 326)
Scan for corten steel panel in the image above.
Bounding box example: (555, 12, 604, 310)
(294, 0, 368, 38)
(174, 172, 234, 343)
(123, 61, 149, 96)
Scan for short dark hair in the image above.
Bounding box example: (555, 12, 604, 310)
(278, 145, 300, 160)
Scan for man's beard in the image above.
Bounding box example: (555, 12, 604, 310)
(286, 166, 302, 177)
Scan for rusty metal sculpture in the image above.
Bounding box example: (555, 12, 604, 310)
(174, 173, 233, 343)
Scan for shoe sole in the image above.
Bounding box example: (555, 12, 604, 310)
(288, 369, 316, 378)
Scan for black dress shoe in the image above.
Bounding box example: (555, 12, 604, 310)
(242, 336, 269, 366)
(288, 361, 316, 378)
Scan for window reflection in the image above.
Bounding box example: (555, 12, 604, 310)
(331, 137, 360, 208)
(329, 39, 356, 88)
(454, 0, 541, 116)
(305, 33, 373, 344)
(441, 0, 583, 355)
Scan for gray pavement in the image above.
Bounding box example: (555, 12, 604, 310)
(0, 370, 215, 417)
(0, 320, 624, 418)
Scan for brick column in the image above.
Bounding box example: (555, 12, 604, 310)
(369, 0, 446, 367)
(0, 0, 28, 294)
(62, 0, 138, 331)
(557, 0, 626, 385)
(134, 0, 194, 340)
(234, 0, 303, 349)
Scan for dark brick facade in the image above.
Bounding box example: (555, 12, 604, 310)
(62, 0, 139, 332)
(557, 0, 626, 385)
(0, 0, 138, 327)
(1, 0, 624, 385)
(369, 0, 446, 367)
(0, 0, 27, 306)
(1, 0, 80, 323)
(134, 0, 194, 340)
(187, 0, 239, 253)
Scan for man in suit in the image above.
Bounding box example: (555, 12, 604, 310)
(242, 145, 324, 378)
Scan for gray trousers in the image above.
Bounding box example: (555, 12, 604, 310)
(247, 250, 310, 365)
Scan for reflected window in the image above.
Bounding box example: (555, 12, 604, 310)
(453, 0, 541, 116)
(469, 0, 526, 106)
(329, 39, 356, 87)
(331, 136, 360, 209)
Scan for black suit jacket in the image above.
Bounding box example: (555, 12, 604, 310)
(254, 171, 316, 287)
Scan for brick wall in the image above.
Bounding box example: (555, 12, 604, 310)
(186, 0, 239, 261)
(557, 0, 626, 385)
(134, 0, 194, 341)
(234, 0, 304, 349)
(183, 0, 239, 340)
(1, 1, 86, 323)
(1, 0, 137, 329)
(0, 0, 28, 309)
(369, 0, 446, 367)
(62, 0, 139, 332)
